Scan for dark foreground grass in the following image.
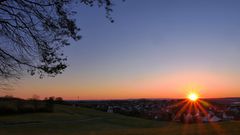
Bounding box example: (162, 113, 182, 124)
(0, 105, 239, 135)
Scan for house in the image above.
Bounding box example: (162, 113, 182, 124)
(222, 112, 234, 120)
(107, 106, 113, 113)
(209, 116, 221, 122)
(202, 115, 222, 122)
(184, 113, 193, 123)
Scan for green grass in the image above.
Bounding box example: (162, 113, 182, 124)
(0, 105, 239, 135)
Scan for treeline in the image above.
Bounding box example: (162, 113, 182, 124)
(0, 96, 64, 115)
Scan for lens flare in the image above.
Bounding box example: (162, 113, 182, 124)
(188, 93, 198, 101)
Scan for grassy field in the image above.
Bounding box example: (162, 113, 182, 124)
(0, 105, 239, 135)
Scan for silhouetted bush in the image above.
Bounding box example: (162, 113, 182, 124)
(55, 97, 64, 104)
(43, 97, 55, 112)
(0, 96, 63, 115)
(0, 103, 18, 114)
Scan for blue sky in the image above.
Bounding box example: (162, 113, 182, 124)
(9, 0, 240, 99)
(69, 0, 240, 75)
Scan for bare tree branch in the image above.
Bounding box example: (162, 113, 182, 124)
(0, 0, 114, 83)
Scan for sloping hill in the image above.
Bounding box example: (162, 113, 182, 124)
(0, 105, 239, 135)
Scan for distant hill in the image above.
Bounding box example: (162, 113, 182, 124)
(204, 97, 240, 105)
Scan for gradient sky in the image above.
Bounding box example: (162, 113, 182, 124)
(4, 0, 240, 99)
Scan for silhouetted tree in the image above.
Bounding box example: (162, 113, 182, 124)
(29, 94, 40, 110)
(44, 96, 55, 112)
(0, 0, 114, 82)
(55, 97, 64, 104)
(31, 94, 40, 100)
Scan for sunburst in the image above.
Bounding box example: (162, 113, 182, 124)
(188, 93, 199, 101)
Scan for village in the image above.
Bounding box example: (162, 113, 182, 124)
(77, 98, 240, 123)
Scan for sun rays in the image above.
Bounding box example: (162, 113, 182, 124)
(169, 93, 226, 135)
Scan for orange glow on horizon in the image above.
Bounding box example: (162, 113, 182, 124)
(9, 69, 240, 100)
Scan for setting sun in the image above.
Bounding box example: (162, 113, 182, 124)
(187, 93, 199, 101)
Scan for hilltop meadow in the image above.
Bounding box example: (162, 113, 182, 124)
(0, 105, 239, 135)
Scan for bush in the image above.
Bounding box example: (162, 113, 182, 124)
(0, 96, 56, 115)
(0, 103, 18, 114)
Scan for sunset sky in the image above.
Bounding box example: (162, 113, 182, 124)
(4, 0, 240, 100)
